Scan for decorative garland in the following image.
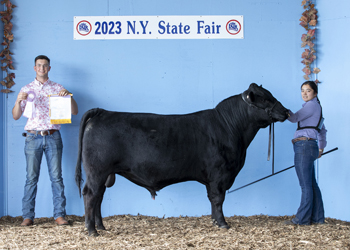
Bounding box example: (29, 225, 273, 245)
(0, 0, 16, 94)
(300, 0, 320, 83)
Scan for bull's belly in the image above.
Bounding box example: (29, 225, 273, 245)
(116, 156, 205, 189)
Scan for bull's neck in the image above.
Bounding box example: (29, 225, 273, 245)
(215, 95, 262, 148)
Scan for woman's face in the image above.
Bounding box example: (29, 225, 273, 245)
(301, 84, 317, 102)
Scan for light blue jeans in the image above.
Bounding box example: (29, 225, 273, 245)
(22, 131, 66, 221)
(292, 140, 325, 225)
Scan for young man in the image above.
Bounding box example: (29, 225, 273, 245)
(12, 55, 78, 226)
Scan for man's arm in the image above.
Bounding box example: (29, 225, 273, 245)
(12, 92, 27, 120)
(71, 97, 78, 115)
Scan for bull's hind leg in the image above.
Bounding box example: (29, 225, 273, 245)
(82, 182, 106, 236)
(82, 185, 97, 236)
(95, 185, 106, 230)
(206, 185, 230, 229)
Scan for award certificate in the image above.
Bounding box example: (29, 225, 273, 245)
(49, 95, 72, 124)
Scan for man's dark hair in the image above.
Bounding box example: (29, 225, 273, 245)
(35, 55, 50, 65)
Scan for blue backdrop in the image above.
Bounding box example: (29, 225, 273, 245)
(1, 0, 348, 222)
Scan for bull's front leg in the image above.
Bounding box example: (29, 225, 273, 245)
(206, 185, 230, 229)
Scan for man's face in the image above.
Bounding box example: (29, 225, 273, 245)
(34, 59, 51, 78)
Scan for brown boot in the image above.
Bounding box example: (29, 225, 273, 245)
(21, 219, 33, 226)
(55, 217, 69, 226)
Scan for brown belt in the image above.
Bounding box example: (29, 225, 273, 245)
(26, 130, 58, 136)
(292, 137, 316, 144)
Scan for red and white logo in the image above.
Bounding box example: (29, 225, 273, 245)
(76, 20, 92, 36)
(226, 20, 241, 35)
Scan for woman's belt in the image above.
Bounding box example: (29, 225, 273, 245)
(292, 137, 316, 144)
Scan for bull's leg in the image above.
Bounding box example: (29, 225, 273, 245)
(95, 185, 106, 230)
(206, 185, 230, 229)
(83, 184, 98, 236)
(83, 182, 106, 236)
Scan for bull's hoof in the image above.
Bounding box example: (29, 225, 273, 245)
(212, 219, 230, 229)
(88, 230, 99, 237)
(219, 224, 230, 229)
(97, 225, 106, 230)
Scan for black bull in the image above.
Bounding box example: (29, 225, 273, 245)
(75, 83, 289, 236)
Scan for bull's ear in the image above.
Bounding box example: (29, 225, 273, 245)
(246, 91, 255, 102)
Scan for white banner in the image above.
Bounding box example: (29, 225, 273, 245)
(74, 16, 243, 40)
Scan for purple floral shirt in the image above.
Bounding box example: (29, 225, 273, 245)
(288, 97, 327, 149)
(19, 78, 64, 131)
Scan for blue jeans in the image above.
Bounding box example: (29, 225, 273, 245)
(22, 131, 66, 220)
(292, 140, 325, 225)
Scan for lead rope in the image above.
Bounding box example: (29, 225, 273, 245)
(267, 123, 275, 174)
(227, 147, 338, 194)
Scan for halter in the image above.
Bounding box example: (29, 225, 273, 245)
(241, 91, 279, 120)
(241, 91, 278, 163)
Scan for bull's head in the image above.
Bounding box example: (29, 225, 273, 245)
(242, 83, 289, 126)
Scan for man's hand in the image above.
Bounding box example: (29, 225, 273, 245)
(58, 89, 71, 96)
(58, 89, 78, 115)
(16, 92, 28, 104)
(13, 92, 28, 120)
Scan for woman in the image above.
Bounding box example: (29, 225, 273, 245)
(286, 80, 327, 225)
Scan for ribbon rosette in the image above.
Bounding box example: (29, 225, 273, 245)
(23, 91, 36, 118)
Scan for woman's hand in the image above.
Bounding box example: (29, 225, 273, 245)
(318, 148, 324, 158)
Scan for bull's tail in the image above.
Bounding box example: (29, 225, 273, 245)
(75, 108, 103, 197)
